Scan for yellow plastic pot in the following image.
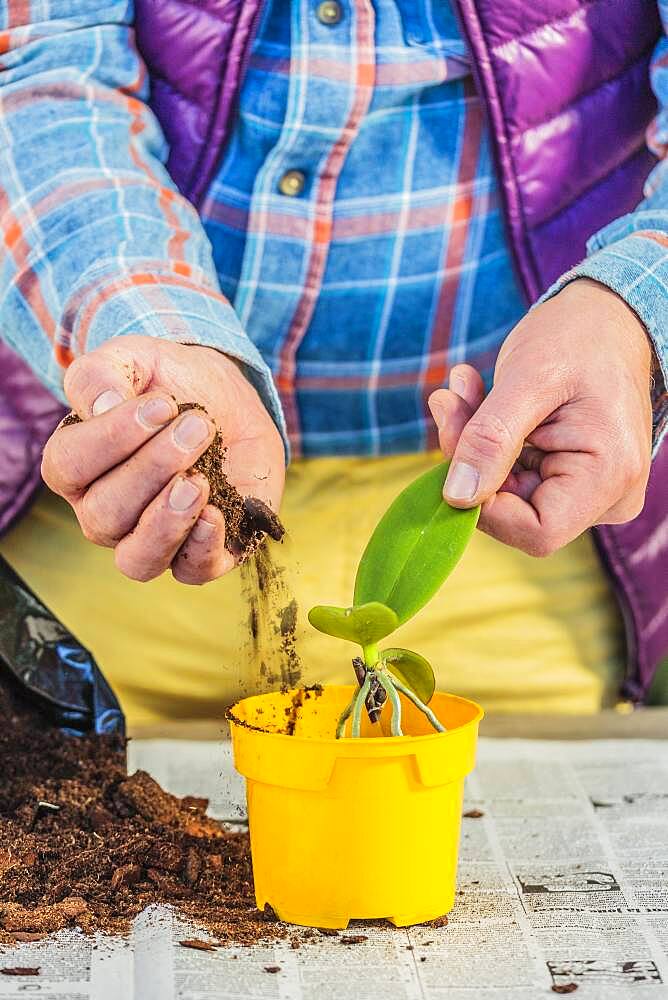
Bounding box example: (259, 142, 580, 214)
(228, 685, 483, 929)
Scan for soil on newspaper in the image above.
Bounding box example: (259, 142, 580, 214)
(0, 677, 284, 947)
(61, 404, 285, 562)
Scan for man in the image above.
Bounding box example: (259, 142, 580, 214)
(0, 1, 666, 723)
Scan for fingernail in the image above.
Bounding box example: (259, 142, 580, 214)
(173, 413, 210, 450)
(444, 461, 479, 502)
(449, 374, 465, 397)
(138, 396, 175, 429)
(428, 398, 447, 430)
(191, 517, 216, 541)
(169, 477, 201, 511)
(92, 389, 123, 416)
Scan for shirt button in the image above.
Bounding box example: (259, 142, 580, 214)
(278, 169, 306, 197)
(316, 1, 343, 26)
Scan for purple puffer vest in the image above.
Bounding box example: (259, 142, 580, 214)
(0, 0, 666, 701)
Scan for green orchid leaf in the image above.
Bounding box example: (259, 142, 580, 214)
(308, 601, 399, 646)
(353, 461, 479, 624)
(383, 647, 436, 704)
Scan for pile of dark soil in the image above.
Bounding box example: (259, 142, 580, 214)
(0, 678, 283, 946)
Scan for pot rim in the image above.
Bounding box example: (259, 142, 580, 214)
(227, 685, 484, 751)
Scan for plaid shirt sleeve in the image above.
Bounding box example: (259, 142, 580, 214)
(537, 1, 668, 452)
(0, 0, 286, 442)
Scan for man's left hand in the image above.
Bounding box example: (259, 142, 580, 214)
(428, 279, 653, 556)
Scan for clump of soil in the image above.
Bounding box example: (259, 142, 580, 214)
(178, 403, 284, 561)
(60, 403, 284, 563)
(0, 675, 284, 947)
(60, 412, 83, 428)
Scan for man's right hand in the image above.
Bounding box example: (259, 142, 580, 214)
(41, 335, 285, 585)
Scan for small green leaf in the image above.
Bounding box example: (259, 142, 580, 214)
(307, 601, 399, 646)
(353, 461, 479, 624)
(383, 648, 436, 704)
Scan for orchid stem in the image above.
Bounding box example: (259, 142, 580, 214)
(389, 675, 447, 733)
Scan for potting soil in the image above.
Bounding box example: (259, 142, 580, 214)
(0, 678, 285, 946)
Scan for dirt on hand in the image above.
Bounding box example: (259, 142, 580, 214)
(61, 402, 285, 563)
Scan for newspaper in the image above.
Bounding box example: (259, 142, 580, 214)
(1, 738, 667, 999)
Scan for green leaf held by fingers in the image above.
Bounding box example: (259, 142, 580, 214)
(354, 460, 479, 624)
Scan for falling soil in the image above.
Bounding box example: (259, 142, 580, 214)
(60, 403, 285, 563)
(0, 675, 284, 947)
(239, 544, 303, 696)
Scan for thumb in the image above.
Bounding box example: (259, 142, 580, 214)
(63, 337, 151, 418)
(443, 375, 556, 508)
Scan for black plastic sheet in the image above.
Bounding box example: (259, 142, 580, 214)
(0, 555, 124, 736)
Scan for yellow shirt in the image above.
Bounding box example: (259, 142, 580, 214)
(0, 454, 625, 725)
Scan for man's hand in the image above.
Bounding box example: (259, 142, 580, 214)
(42, 335, 285, 583)
(428, 279, 653, 556)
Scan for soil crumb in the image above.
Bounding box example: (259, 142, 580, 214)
(60, 412, 82, 429)
(179, 939, 217, 952)
(60, 404, 285, 563)
(0, 675, 284, 947)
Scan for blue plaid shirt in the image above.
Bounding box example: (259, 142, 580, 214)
(0, 0, 667, 457)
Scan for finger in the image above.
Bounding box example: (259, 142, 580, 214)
(114, 473, 209, 582)
(448, 364, 485, 410)
(171, 505, 235, 585)
(76, 407, 215, 546)
(499, 468, 542, 501)
(63, 337, 152, 417)
(428, 389, 473, 458)
(41, 392, 179, 499)
(443, 374, 560, 508)
(517, 445, 546, 473)
(497, 445, 545, 499)
(428, 366, 485, 457)
(478, 453, 609, 556)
